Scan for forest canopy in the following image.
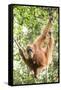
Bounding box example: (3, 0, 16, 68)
(13, 5, 59, 85)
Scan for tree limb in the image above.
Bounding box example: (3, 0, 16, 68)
(13, 39, 28, 62)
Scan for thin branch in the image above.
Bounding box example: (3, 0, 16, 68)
(13, 39, 28, 62)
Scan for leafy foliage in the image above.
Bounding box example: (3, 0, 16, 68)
(13, 5, 59, 85)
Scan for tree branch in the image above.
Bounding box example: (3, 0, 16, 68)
(13, 39, 28, 62)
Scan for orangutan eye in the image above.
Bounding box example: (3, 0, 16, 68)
(27, 48, 32, 53)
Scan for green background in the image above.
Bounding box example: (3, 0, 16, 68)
(13, 5, 59, 85)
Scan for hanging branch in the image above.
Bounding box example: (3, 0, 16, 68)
(13, 39, 28, 62)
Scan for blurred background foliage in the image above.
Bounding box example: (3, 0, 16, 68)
(13, 5, 59, 85)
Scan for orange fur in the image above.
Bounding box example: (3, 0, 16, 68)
(27, 17, 54, 78)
